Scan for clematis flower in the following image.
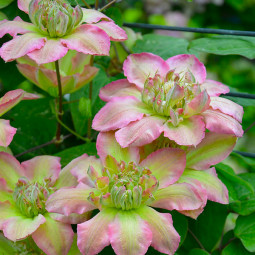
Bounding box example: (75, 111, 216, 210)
(92, 53, 244, 147)
(0, 89, 38, 147)
(46, 132, 208, 255)
(17, 51, 99, 97)
(0, 152, 91, 255)
(0, 0, 127, 64)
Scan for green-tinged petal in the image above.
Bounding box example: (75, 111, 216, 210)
(0, 119, 16, 147)
(0, 152, 23, 189)
(77, 208, 118, 255)
(137, 206, 180, 255)
(179, 168, 228, 204)
(0, 201, 19, 227)
(97, 131, 140, 164)
(109, 210, 152, 255)
(32, 213, 74, 255)
(0, 178, 12, 202)
(50, 211, 91, 225)
(46, 186, 96, 216)
(186, 133, 237, 170)
(68, 234, 82, 255)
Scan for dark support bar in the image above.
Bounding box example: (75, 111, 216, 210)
(124, 22, 255, 37)
(225, 92, 255, 99)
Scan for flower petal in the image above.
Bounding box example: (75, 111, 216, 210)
(21, 156, 61, 185)
(210, 97, 243, 123)
(27, 39, 69, 65)
(0, 201, 20, 228)
(61, 24, 110, 56)
(99, 79, 141, 102)
(115, 116, 166, 148)
(109, 210, 152, 255)
(123, 53, 170, 89)
(0, 33, 46, 62)
(161, 115, 206, 146)
(151, 183, 205, 212)
(166, 54, 206, 83)
(50, 212, 91, 225)
(0, 179, 13, 202)
(137, 206, 180, 255)
(140, 148, 186, 189)
(202, 109, 243, 137)
(18, 0, 30, 13)
(16, 63, 38, 87)
(94, 21, 127, 41)
(186, 132, 237, 170)
(2, 214, 46, 241)
(179, 168, 228, 204)
(32, 214, 74, 255)
(92, 97, 145, 132)
(201, 79, 229, 96)
(46, 187, 96, 216)
(77, 208, 117, 255)
(0, 119, 16, 147)
(97, 132, 140, 168)
(0, 152, 23, 189)
(81, 8, 112, 23)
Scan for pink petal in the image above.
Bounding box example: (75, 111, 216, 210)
(2, 214, 46, 241)
(77, 209, 117, 255)
(61, 24, 110, 56)
(137, 206, 180, 255)
(99, 79, 141, 102)
(184, 90, 210, 117)
(28, 39, 69, 65)
(151, 183, 205, 212)
(0, 119, 16, 147)
(96, 131, 140, 164)
(201, 79, 229, 96)
(0, 178, 13, 202)
(18, 0, 30, 13)
(0, 152, 23, 189)
(186, 132, 237, 170)
(32, 214, 74, 255)
(21, 156, 61, 185)
(23, 92, 40, 100)
(140, 148, 186, 189)
(46, 187, 96, 216)
(0, 201, 20, 228)
(210, 97, 243, 123)
(166, 54, 206, 83)
(115, 116, 166, 148)
(180, 168, 229, 204)
(202, 109, 243, 137)
(0, 33, 46, 62)
(0, 17, 36, 38)
(92, 97, 144, 132)
(161, 115, 206, 146)
(81, 8, 112, 23)
(94, 21, 127, 41)
(50, 212, 91, 225)
(109, 211, 152, 255)
(123, 53, 170, 89)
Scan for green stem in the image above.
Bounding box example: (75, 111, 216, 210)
(99, 0, 117, 11)
(188, 229, 206, 251)
(95, 0, 99, 9)
(81, 0, 92, 8)
(87, 56, 94, 139)
(55, 60, 63, 143)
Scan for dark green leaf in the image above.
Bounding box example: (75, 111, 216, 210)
(222, 239, 254, 255)
(231, 152, 255, 167)
(133, 34, 189, 59)
(189, 248, 210, 255)
(171, 211, 188, 245)
(223, 96, 255, 107)
(104, 7, 123, 26)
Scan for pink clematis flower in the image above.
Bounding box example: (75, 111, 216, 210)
(46, 132, 208, 255)
(0, 152, 91, 255)
(0, 0, 127, 64)
(93, 53, 244, 147)
(17, 51, 99, 97)
(0, 89, 38, 147)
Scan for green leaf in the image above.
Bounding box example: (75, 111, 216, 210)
(189, 36, 255, 59)
(231, 152, 255, 167)
(133, 34, 189, 59)
(189, 248, 210, 255)
(104, 7, 123, 26)
(68, 0, 95, 6)
(171, 211, 188, 246)
(235, 213, 255, 252)
(0, 0, 14, 8)
(223, 96, 255, 107)
(55, 142, 96, 166)
(222, 239, 254, 255)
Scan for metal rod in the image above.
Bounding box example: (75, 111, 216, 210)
(124, 23, 255, 37)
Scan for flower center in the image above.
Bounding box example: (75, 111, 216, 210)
(29, 0, 83, 37)
(88, 157, 159, 211)
(141, 70, 200, 119)
(13, 177, 52, 218)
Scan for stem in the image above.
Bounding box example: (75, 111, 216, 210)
(81, 0, 92, 8)
(244, 121, 255, 133)
(55, 60, 63, 143)
(120, 41, 132, 54)
(87, 56, 94, 139)
(100, 0, 117, 11)
(95, 0, 99, 9)
(188, 229, 206, 251)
